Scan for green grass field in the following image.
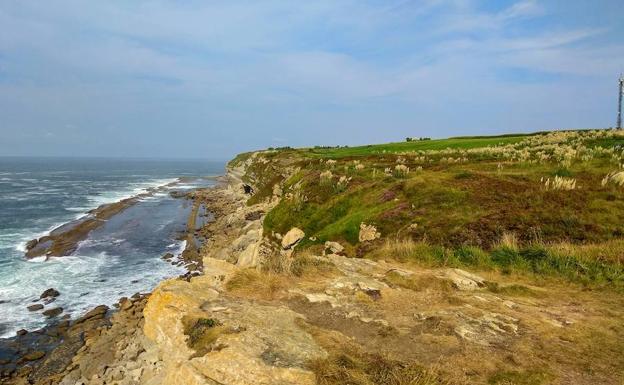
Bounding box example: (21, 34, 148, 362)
(305, 135, 529, 158)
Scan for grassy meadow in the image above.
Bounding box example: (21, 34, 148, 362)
(231, 129, 624, 289)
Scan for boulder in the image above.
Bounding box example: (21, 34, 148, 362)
(40, 288, 60, 299)
(143, 274, 325, 385)
(27, 304, 44, 311)
(281, 228, 305, 250)
(161, 253, 174, 260)
(16, 329, 28, 336)
(324, 241, 344, 254)
(358, 223, 380, 242)
(443, 268, 485, 291)
(43, 307, 63, 318)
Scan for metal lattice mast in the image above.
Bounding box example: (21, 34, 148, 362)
(618, 75, 624, 129)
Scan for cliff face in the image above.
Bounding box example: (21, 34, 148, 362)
(33, 131, 624, 385)
(138, 133, 623, 385)
(140, 156, 324, 385)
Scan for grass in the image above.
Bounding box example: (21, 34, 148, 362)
(225, 269, 288, 300)
(306, 136, 528, 158)
(487, 369, 553, 385)
(228, 151, 254, 168)
(384, 271, 453, 293)
(290, 253, 337, 277)
(484, 281, 541, 297)
(309, 345, 447, 385)
(366, 238, 624, 290)
(183, 317, 225, 357)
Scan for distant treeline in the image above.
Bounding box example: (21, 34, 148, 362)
(405, 137, 431, 142)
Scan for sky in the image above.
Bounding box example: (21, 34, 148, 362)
(0, 1, 623, 159)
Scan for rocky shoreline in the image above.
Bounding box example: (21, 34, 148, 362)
(24, 181, 180, 259)
(0, 177, 231, 384)
(5, 149, 620, 385)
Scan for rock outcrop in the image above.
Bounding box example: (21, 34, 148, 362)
(281, 228, 304, 250)
(142, 259, 324, 385)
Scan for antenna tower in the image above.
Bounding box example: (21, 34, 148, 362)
(618, 74, 624, 129)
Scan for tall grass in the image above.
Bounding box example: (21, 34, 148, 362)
(366, 238, 624, 289)
(310, 347, 447, 385)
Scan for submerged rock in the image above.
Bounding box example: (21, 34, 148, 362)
(42, 307, 63, 318)
(27, 304, 44, 311)
(22, 351, 45, 361)
(40, 288, 60, 299)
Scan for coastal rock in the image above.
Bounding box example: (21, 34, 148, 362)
(25, 239, 38, 250)
(143, 269, 325, 385)
(40, 288, 60, 299)
(281, 228, 304, 250)
(43, 307, 63, 318)
(358, 223, 380, 242)
(22, 351, 45, 361)
(120, 298, 133, 311)
(74, 305, 108, 324)
(16, 329, 28, 336)
(162, 253, 174, 260)
(27, 304, 44, 311)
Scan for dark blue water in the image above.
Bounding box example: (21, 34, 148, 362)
(0, 157, 224, 337)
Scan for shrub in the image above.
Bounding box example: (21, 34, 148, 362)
(393, 164, 410, 178)
(494, 232, 519, 251)
(453, 246, 492, 269)
(290, 254, 336, 277)
(320, 170, 333, 185)
(310, 347, 446, 385)
(225, 269, 288, 300)
(367, 238, 445, 266)
(602, 171, 624, 187)
(541, 175, 577, 190)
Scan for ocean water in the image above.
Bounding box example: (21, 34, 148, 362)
(0, 157, 224, 337)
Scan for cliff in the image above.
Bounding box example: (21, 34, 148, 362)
(10, 129, 624, 385)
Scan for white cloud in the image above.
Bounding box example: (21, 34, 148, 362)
(0, 0, 622, 157)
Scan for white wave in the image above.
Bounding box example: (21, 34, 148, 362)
(0, 249, 185, 338)
(65, 207, 92, 212)
(26, 256, 47, 263)
(87, 178, 178, 208)
(11, 178, 179, 254)
(174, 240, 187, 257)
(14, 219, 73, 253)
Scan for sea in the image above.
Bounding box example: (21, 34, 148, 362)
(0, 157, 224, 338)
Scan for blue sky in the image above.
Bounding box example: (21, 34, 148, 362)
(0, 0, 623, 159)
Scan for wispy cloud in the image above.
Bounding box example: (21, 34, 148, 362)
(0, 0, 622, 158)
